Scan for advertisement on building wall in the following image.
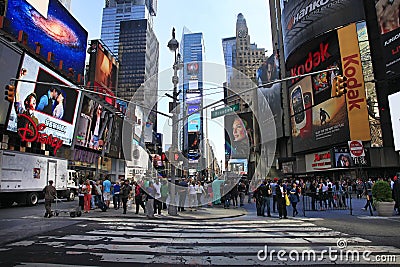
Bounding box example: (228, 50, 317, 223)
(280, 0, 365, 60)
(389, 91, 400, 151)
(333, 146, 370, 167)
(7, 53, 81, 146)
(375, 0, 400, 74)
(289, 75, 350, 153)
(74, 95, 112, 152)
(225, 112, 253, 159)
(4, 0, 88, 77)
(338, 23, 371, 141)
(257, 53, 283, 138)
(305, 150, 332, 172)
(108, 116, 122, 158)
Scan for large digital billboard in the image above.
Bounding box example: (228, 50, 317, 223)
(108, 116, 122, 158)
(7, 53, 81, 146)
(375, 0, 400, 74)
(0, 38, 22, 125)
(225, 112, 253, 159)
(4, 0, 88, 77)
(257, 53, 283, 138)
(87, 39, 118, 103)
(74, 95, 112, 152)
(289, 76, 350, 153)
(281, 0, 365, 60)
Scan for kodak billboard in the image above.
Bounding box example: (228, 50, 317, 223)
(338, 23, 370, 141)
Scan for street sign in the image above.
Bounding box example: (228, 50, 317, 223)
(211, 104, 239, 119)
(348, 140, 365, 158)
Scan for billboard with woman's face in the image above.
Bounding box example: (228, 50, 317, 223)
(6, 53, 81, 146)
(225, 112, 253, 159)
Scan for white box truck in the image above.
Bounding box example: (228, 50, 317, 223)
(0, 150, 75, 207)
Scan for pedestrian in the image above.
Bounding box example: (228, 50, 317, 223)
(102, 176, 112, 208)
(188, 181, 197, 210)
(276, 180, 288, 219)
(43, 180, 57, 218)
(83, 179, 92, 213)
(362, 178, 375, 211)
(238, 180, 246, 206)
(195, 181, 206, 207)
(78, 180, 84, 211)
(289, 183, 300, 217)
(393, 176, 400, 215)
(271, 177, 278, 213)
(133, 181, 146, 214)
(145, 181, 155, 218)
(264, 179, 272, 217)
(153, 179, 162, 215)
(230, 181, 239, 208)
(178, 178, 188, 212)
(120, 179, 132, 214)
(253, 181, 267, 216)
(160, 179, 169, 210)
(113, 181, 121, 209)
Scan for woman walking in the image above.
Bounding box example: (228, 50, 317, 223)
(83, 179, 92, 213)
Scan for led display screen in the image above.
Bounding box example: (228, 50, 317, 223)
(7, 53, 81, 146)
(5, 0, 88, 76)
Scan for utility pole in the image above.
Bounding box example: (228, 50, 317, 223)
(167, 28, 182, 216)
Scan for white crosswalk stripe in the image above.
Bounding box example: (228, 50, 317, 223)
(8, 217, 400, 266)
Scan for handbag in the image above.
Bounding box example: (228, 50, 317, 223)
(285, 194, 290, 206)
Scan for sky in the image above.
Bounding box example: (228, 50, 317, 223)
(70, 0, 273, 166)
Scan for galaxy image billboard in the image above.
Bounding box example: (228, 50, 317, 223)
(4, 0, 88, 76)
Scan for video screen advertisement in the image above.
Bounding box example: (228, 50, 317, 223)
(74, 95, 112, 152)
(225, 112, 253, 159)
(0, 39, 22, 125)
(288, 23, 370, 153)
(7, 53, 81, 146)
(375, 0, 400, 74)
(87, 40, 118, 105)
(280, 0, 365, 60)
(4, 0, 88, 77)
(108, 116, 122, 158)
(256, 53, 283, 138)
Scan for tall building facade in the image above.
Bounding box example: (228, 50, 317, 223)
(58, 0, 71, 10)
(180, 30, 205, 177)
(223, 13, 267, 178)
(101, 0, 156, 57)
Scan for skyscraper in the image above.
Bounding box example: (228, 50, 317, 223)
(101, 0, 157, 57)
(180, 29, 205, 176)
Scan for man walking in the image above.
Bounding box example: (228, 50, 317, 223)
(102, 176, 112, 208)
(120, 180, 132, 214)
(44, 180, 57, 218)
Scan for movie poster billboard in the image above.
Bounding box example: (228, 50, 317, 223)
(256, 53, 283, 138)
(375, 0, 400, 74)
(280, 0, 365, 60)
(4, 0, 88, 77)
(225, 112, 253, 159)
(74, 95, 112, 152)
(0, 39, 22, 125)
(7, 53, 81, 146)
(333, 146, 370, 167)
(289, 76, 350, 153)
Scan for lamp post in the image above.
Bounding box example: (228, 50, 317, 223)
(167, 28, 182, 216)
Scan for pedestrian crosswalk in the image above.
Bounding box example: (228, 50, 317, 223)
(3, 217, 400, 266)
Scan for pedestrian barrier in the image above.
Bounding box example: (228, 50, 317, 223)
(302, 192, 353, 216)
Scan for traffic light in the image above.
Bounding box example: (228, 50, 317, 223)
(4, 84, 15, 102)
(331, 75, 347, 97)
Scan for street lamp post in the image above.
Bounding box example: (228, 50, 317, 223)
(167, 28, 182, 216)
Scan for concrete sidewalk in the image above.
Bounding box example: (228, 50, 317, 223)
(85, 204, 247, 220)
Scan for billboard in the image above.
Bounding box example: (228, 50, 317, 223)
(389, 91, 400, 151)
(375, 0, 400, 74)
(4, 0, 88, 77)
(74, 95, 112, 152)
(186, 92, 201, 104)
(188, 113, 200, 132)
(257, 53, 283, 138)
(338, 23, 370, 141)
(7, 53, 81, 146)
(225, 112, 253, 159)
(280, 0, 365, 60)
(108, 116, 122, 158)
(0, 39, 22, 125)
(87, 40, 118, 98)
(289, 76, 350, 153)
(305, 150, 332, 172)
(332, 146, 370, 167)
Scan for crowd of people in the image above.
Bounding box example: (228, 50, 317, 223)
(74, 173, 400, 219)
